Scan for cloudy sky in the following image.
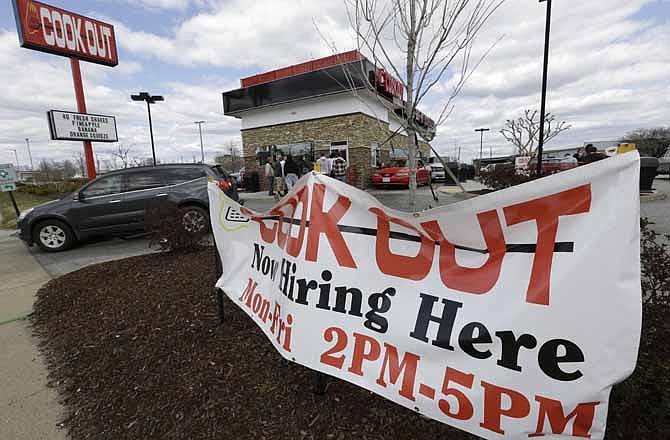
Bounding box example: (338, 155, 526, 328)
(0, 0, 668, 169)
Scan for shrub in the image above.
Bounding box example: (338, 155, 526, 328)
(607, 219, 669, 438)
(479, 166, 538, 190)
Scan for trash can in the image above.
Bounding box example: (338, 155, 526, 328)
(244, 171, 260, 193)
(639, 157, 659, 192)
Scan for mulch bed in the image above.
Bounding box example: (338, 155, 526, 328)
(31, 248, 668, 439)
(31, 247, 478, 440)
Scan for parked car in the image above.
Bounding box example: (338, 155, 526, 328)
(17, 164, 239, 252)
(372, 159, 431, 187)
(429, 162, 446, 181)
(658, 146, 670, 176)
(231, 167, 245, 188)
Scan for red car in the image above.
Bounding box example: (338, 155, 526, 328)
(372, 159, 431, 187)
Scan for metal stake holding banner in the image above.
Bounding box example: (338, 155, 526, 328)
(8, 191, 20, 217)
(313, 371, 328, 395)
(70, 58, 96, 180)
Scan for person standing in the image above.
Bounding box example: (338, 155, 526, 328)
(274, 154, 286, 200)
(284, 154, 299, 191)
(332, 151, 348, 183)
(264, 157, 275, 196)
(317, 152, 331, 176)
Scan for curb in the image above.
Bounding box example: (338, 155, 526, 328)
(641, 192, 667, 202)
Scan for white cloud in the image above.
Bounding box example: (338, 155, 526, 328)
(119, 0, 191, 11)
(114, 0, 354, 68)
(0, 31, 241, 169)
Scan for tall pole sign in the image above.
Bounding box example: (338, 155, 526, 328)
(12, 0, 118, 180)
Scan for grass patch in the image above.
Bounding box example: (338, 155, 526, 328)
(0, 191, 59, 229)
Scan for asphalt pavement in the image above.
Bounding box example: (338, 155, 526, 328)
(20, 178, 670, 278)
(641, 176, 670, 235)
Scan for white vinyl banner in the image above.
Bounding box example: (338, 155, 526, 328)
(209, 152, 641, 439)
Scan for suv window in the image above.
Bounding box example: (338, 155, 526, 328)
(163, 167, 207, 185)
(82, 174, 124, 198)
(126, 170, 165, 191)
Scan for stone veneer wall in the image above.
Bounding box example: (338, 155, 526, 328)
(241, 112, 430, 190)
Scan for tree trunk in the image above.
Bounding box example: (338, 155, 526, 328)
(407, 127, 417, 211)
(406, 0, 417, 212)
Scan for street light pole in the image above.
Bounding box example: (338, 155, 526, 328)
(146, 100, 156, 166)
(474, 128, 490, 175)
(193, 120, 206, 163)
(11, 149, 20, 169)
(537, 0, 553, 175)
(25, 138, 34, 171)
(131, 92, 164, 166)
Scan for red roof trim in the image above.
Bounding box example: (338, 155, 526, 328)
(240, 50, 364, 88)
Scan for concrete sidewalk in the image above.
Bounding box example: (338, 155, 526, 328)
(0, 230, 66, 439)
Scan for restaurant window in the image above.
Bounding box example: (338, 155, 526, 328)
(276, 142, 314, 162)
(330, 140, 348, 161)
(371, 142, 380, 167)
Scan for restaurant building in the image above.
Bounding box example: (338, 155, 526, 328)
(221, 50, 434, 189)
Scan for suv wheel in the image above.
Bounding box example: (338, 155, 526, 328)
(181, 206, 209, 234)
(33, 219, 75, 252)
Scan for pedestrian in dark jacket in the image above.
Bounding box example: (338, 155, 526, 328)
(284, 155, 300, 191)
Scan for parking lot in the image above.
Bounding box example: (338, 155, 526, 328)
(3, 177, 666, 278)
(18, 184, 468, 277)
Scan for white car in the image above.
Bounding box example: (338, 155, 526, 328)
(429, 162, 446, 181)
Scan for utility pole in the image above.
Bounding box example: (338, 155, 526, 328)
(537, 0, 553, 175)
(193, 120, 206, 163)
(458, 146, 461, 163)
(11, 149, 20, 169)
(25, 138, 34, 171)
(474, 128, 490, 175)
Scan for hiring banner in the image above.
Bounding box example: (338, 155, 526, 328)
(209, 152, 641, 439)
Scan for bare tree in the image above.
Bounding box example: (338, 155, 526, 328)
(345, 0, 503, 210)
(72, 152, 87, 178)
(61, 159, 77, 178)
(500, 109, 571, 157)
(620, 127, 670, 158)
(111, 144, 133, 168)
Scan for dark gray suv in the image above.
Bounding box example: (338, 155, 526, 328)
(17, 164, 238, 252)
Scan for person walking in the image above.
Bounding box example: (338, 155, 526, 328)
(284, 154, 299, 191)
(264, 157, 275, 196)
(317, 152, 331, 176)
(273, 154, 286, 200)
(332, 151, 348, 183)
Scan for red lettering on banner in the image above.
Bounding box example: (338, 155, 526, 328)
(422, 210, 507, 294)
(376, 343, 420, 401)
(480, 381, 531, 435)
(530, 396, 599, 438)
(286, 186, 309, 257)
(320, 327, 348, 369)
(238, 278, 257, 308)
(348, 332, 381, 376)
(503, 185, 591, 305)
(275, 200, 296, 250)
(370, 207, 435, 281)
(240, 206, 278, 244)
(305, 183, 357, 268)
(438, 367, 475, 420)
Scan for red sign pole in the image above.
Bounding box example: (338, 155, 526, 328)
(70, 57, 96, 180)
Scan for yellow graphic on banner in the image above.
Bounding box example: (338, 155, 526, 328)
(215, 191, 249, 233)
(617, 143, 636, 155)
